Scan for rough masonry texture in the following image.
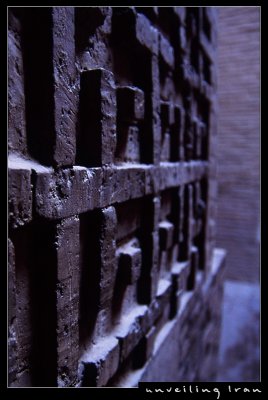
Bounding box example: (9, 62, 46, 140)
(8, 7, 225, 387)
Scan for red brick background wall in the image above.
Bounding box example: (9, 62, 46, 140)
(217, 7, 260, 283)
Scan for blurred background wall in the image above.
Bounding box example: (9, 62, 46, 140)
(216, 7, 260, 382)
(217, 7, 260, 283)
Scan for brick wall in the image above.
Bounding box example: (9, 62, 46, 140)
(217, 7, 260, 283)
(8, 7, 225, 387)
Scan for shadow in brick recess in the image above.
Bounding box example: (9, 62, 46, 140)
(21, 8, 55, 166)
(111, 9, 154, 164)
(75, 8, 105, 54)
(10, 220, 57, 386)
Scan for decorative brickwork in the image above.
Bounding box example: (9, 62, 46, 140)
(8, 7, 225, 386)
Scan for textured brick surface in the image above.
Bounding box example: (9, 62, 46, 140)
(217, 8, 260, 283)
(8, 159, 32, 229)
(8, 7, 225, 387)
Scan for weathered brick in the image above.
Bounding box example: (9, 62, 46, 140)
(151, 196, 161, 232)
(116, 125, 140, 162)
(173, 7, 186, 23)
(8, 14, 27, 156)
(145, 166, 161, 194)
(161, 101, 175, 128)
(159, 34, 174, 69)
(112, 8, 158, 54)
(117, 86, 145, 122)
(136, 13, 158, 54)
(9, 226, 34, 387)
(187, 246, 199, 290)
(114, 165, 146, 202)
(159, 221, 174, 251)
(99, 207, 117, 309)
(34, 166, 92, 219)
(132, 324, 156, 369)
(80, 337, 120, 387)
(144, 325, 157, 359)
(55, 216, 80, 386)
(8, 239, 18, 385)
(33, 162, 209, 222)
(151, 54, 161, 164)
(160, 133, 171, 161)
(116, 317, 144, 362)
(52, 7, 77, 166)
(174, 104, 185, 161)
(8, 161, 32, 229)
(117, 240, 142, 285)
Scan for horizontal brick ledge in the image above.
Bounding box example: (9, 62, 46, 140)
(33, 161, 208, 220)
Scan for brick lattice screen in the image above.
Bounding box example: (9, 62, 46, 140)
(8, 7, 225, 387)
